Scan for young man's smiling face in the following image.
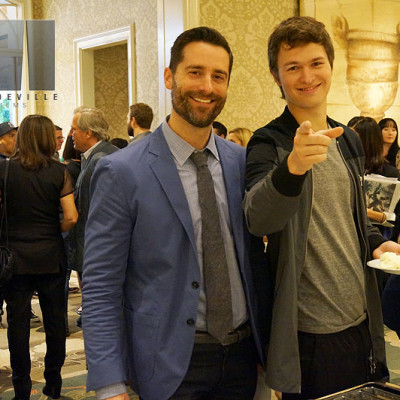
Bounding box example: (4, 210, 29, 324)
(273, 42, 332, 114)
(165, 41, 230, 129)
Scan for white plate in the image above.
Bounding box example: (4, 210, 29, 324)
(367, 259, 400, 275)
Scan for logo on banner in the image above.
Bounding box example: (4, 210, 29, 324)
(0, 20, 55, 91)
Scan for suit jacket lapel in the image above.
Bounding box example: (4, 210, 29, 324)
(148, 129, 198, 256)
(75, 141, 106, 199)
(217, 139, 245, 266)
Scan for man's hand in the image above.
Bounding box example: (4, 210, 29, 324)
(287, 121, 344, 175)
(373, 241, 400, 259)
(106, 393, 130, 400)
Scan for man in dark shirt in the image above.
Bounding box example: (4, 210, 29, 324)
(0, 122, 17, 158)
(127, 102, 153, 143)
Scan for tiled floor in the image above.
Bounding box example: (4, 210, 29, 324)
(0, 277, 399, 399)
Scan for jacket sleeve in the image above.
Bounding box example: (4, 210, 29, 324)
(82, 156, 132, 391)
(243, 134, 307, 237)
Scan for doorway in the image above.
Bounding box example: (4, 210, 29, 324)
(73, 25, 136, 139)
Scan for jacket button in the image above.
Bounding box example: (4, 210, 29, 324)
(192, 281, 199, 289)
(187, 318, 195, 325)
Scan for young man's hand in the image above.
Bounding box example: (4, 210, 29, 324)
(287, 121, 343, 175)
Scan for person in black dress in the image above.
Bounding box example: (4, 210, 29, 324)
(0, 114, 78, 400)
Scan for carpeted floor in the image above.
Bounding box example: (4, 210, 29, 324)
(0, 280, 400, 399)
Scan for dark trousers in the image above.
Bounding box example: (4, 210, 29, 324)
(382, 275, 400, 338)
(4, 271, 66, 400)
(282, 320, 378, 400)
(64, 268, 72, 333)
(168, 336, 258, 400)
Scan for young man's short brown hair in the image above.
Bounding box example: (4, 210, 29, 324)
(129, 103, 153, 130)
(268, 16, 335, 79)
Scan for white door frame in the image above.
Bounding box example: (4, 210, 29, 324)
(157, 0, 199, 123)
(73, 25, 136, 108)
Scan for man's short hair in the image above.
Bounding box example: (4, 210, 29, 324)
(73, 105, 92, 115)
(213, 121, 227, 137)
(268, 16, 334, 79)
(129, 103, 153, 130)
(169, 26, 233, 78)
(77, 108, 110, 142)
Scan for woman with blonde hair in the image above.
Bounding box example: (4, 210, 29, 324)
(0, 114, 78, 399)
(227, 127, 253, 147)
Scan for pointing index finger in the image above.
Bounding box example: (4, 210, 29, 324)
(322, 126, 344, 139)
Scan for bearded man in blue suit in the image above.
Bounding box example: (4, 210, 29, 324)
(82, 26, 264, 400)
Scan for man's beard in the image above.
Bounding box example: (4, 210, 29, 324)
(171, 80, 226, 128)
(127, 123, 134, 137)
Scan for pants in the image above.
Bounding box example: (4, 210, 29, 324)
(282, 320, 379, 400)
(169, 336, 258, 400)
(4, 271, 66, 400)
(382, 275, 400, 338)
(64, 268, 72, 333)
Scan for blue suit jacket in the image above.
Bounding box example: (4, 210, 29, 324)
(82, 125, 264, 400)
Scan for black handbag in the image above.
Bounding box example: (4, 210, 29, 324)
(0, 158, 14, 286)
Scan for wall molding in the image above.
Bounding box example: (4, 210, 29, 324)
(184, 0, 200, 30)
(73, 25, 136, 107)
(156, 0, 200, 124)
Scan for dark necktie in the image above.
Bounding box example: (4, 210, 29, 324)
(190, 150, 233, 341)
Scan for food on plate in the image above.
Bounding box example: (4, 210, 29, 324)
(380, 252, 400, 270)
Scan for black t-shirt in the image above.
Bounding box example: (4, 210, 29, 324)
(0, 158, 74, 274)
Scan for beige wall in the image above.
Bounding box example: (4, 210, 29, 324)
(94, 44, 129, 140)
(32, 0, 158, 134)
(200, 0, 298, 133)
(33, 0, 298, 135)
(304, 0, 400, 125)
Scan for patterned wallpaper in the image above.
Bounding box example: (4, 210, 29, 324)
(200, 0, 298, 132)
(94, 44, 129, 140)
(32, 0, 158, 135)
(32, 0, 297, 136)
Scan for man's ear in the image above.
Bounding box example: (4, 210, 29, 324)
(164, 67, 173, 90)
(130, 116, 136, 128)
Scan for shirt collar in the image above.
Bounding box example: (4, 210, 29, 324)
(82, 140, 102, 161)
(162, 119, 219, 167)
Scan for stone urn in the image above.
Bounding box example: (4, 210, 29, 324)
(332, 0, 400, 120)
